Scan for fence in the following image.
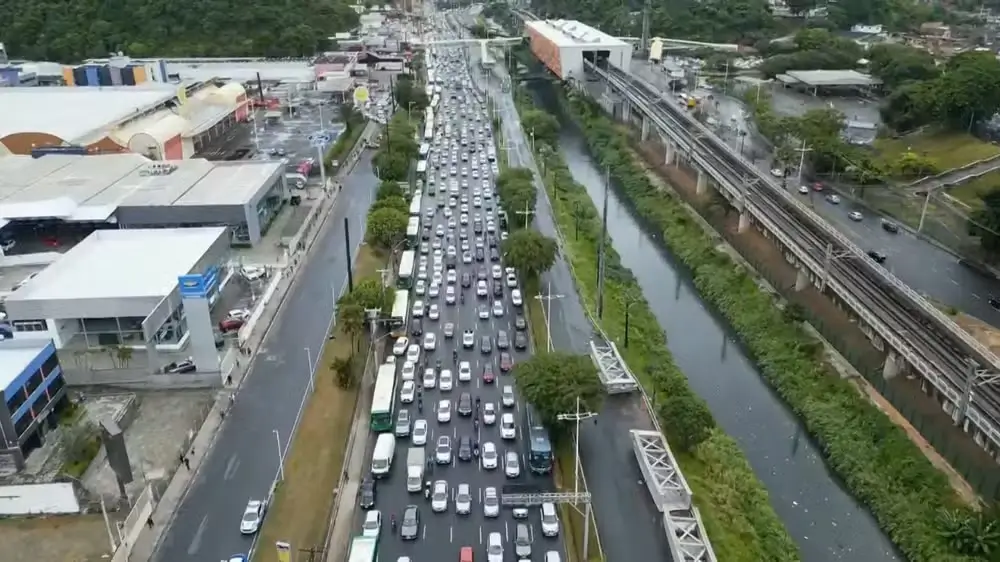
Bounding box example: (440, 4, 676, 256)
(111, 485, 155, 562)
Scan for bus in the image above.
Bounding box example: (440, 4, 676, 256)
(390, 289, 409, 336)
(416, 160, 427, 178)
(398, 250, 416, 289)
(406, 216, 420, 248)
(347, 536, 378, 562)
(371, 363, 397, 432)
(409, 194, 423, 217)
(525, 405, 553, 474)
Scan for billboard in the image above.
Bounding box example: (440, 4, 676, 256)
(177, 265, 220, 299)
(527, 25, 563, 79)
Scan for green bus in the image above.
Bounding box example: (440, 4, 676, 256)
(397, 250, 415, 290)
(347, 535, 378, 562)
(370, 363, 397, 432)
(406, 216, 420, 248)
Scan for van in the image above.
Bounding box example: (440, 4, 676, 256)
(371, 433, 396, 478)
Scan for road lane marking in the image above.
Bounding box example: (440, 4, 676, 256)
(479, 525, 483, 544)
(223, 454, 240, 481)
(186, 515, 209, 555)
(504, 520, 509, 542)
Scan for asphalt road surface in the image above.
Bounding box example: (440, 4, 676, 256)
(152, 151, 379, 562)
(354, 37, 567, 562)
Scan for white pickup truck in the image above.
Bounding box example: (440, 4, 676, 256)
(406, 447, 425, 493)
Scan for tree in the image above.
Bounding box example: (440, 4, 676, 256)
(521, 109, 560, 147)
(496, 168, 538, 223)
(342, 277, 393, 313)
(365, 207, 408, 249)
(331, 356, 356, 389)
(969, 189, 1000, 260)
(656, 391, 716, 452)
(376, 180, 404, 201)
(394, 76, 430, 112)
(502, 230, 558, 281)
(867, 44, 939, 92)
(371, 195, 408, 215)
(512, 352, 604, 431)
(934, 51, 1000, 131)
(336, 303, 366, 344)
(373, 150, 410, 182)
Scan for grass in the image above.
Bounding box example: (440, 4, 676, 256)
(874, 131, 1000, 172)
(252, 246, 384, 562)
(946, 169, 1000, 209)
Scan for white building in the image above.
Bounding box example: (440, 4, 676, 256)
(524, 19, 633, 81)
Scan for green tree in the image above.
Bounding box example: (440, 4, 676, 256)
(376, 180, 405, 201)
(935, 51, 1000, 130)
(656, 391, 716, 452)
(336, 303, 366, 344)
(521, 109, 560, 146)
(501, 230, 558, 281)
(867, 44, 939, 91)
(512, 352, 604, 431)
(495, 168, 537, 223)
(331, 355, 356, 389)
(371, 195, 409, 214)
(365, 207, 408, 249)
(394, 76, 430, 112)
(373, 150, 410, 182)
(341, 277, 391, 312)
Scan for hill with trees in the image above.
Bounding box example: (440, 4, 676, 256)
(2, 0, 359, 62)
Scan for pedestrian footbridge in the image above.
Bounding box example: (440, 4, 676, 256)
(589, 339, 639, 393)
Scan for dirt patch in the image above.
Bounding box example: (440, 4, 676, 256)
(0, 514, 115, 562)
(952, 312, 1000, 356)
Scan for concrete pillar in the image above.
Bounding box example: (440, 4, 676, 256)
(794, 267, 810, 291)
(664, 143, 675, 166)
(640, 117, 649, 141)
(883, 354, 900, 380)
(696, 169, 707, 195)
(738, 211, 750, 233)
(622, 99, 631, 123)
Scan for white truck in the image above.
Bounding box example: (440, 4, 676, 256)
(406, 447, 425, 493)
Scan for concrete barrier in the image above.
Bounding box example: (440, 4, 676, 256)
(112, 485, 155, 562)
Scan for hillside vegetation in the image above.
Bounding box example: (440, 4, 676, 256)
(2, 0, 359, 62)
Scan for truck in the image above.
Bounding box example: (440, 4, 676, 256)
(406, 447, 425, 492)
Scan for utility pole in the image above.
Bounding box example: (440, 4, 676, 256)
(795, 138, 812, 183)
(515, 201, 535, 229)
(640, 0, 651, 55)
(534, 280, 564, 352)
(344, 217, 355, 293)
(556, 397, 598, 502)
(596, 166, 610, 319)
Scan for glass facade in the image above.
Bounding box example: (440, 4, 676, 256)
(241, 175, 285, 245)
(75, 306, 189, 349)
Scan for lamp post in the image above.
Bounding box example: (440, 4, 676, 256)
(556, 397, 598, 502)
(533, 280, 564, 352)
(273, 429, 285, 481)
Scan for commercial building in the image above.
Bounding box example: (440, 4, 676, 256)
(525, 19, 633, 81)
(84, 57, 318, 84)
(2, 228, 230, 374)
(0, 81, 249, 158)
(62, 56, 170, 87)
(775, 70, 881, 95)
(0, 339, 68, 471)
(0, 154, 286, 246)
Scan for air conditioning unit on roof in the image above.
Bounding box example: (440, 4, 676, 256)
(139, 162, 178, 176)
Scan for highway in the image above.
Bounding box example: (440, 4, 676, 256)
(597, 63, 1000, 434)
(353, 33, 567, 562)
(151, 152, 379, 562)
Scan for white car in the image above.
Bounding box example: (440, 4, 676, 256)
(481, 441, 498, 469)
(477, 280, 488, 296)
(435, 435, 452, 464)
(432, 271, 443, 286)
(462, 330, 475, 348)
(491, 265, 502, 279)
(458, 361, 471, 382)
(439, 369, 454, 391)
(455, 483, 472, 515)
(849, 210, 864, 221)
(492, 300, 504, 317)
(392, 337, 409, 356)
(478, 305, 490, 320)
(540, 502, 560, 537)
(240, 499, 266, 534)
(361, 509, 381, 537)
(423, 368, 437, 389)
(505, 272, 517, 288)
(798, 184, 809, 194)
(428, 283, 440, 298)
(483, 486, 500, 517)
(488, 532, 504, 562)
(412, 300, 425, 317)
(445, 286, 456, 304)
(447, 270, 457, 284)
(511, 289, 522, 307)
(502, 385, 515, 407)
(437, 400, 452, 422)
(432, 480, 449, 512)
(429, 304, 440, 320)
(401, 361, 416, 381)
(500, 413, 516, 439)
(400, 381, 416, 403)
(240, 265, 267, 281)
(505, 451, 521, 478)
(415, 279, 426, 295)
(423, 332, 437, 351)
(412, 419, 428, 446)
(406, 344, 421, 364)
(483, 402, 496, 425)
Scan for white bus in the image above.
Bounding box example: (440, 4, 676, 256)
(409, 194, 423, 217)
(370, 363, 397, 432)
(347, 536, 378, 562)
(390, 289, 409, 336)
(397, 250, 415, 289)
(419, 142, 430, 157)
(406, 216, 420, 248)
(416, 160, 427, 178)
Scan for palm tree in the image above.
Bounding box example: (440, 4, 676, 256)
(331, 356, 355, 389)
(337, 303, 367, 350)
(116, 347, 134, 369)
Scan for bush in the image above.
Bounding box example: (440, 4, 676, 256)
(564, 88, 982, 562)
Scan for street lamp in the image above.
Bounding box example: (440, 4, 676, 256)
(273, 429, 285, 481)
(556, 396, 598, 501)
(304, 346, 315, 391)
(534, 280, 564, 352)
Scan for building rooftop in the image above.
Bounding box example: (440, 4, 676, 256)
(526, 19, 629, 49)
(777, 69, 881, 87)
(0, 86, 179, 143)
(173, 162, 281, 206)
(5, 227, 227, 302)
(0, 341, 52, 393)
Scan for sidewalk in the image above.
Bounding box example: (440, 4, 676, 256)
(126, 122, 380, 562)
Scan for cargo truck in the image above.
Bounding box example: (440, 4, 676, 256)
(406, 447, 425, 492)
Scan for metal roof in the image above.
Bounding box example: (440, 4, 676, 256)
(526, 19, 629, 49)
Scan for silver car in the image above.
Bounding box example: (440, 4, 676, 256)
(455, 483, 472, 515)
(483, 486, 500, 517)
(431, 480, 449, 512)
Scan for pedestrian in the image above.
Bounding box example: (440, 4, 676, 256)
(220, 410, 226, 420)
(178, 453, 186, 465)
(146, 516, 154, 529)
(226, 374, 233, 386)
(183, 457, 190, 470)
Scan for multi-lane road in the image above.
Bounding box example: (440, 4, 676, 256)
(151, 150, 379, 562)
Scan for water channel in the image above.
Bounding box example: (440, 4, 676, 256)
(533, 87, 901, 562)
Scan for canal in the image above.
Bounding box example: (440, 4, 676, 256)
(534, 87, 901, 562)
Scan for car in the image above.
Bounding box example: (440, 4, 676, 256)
(491, 264, 502, 279)
(798, 184, 810, 194)
(502, 385, 515, 407)
(825, 193, 841, 204)
(544, 551, 562, 562)
(458, 435, 473, 462)
(770, 167, 785, 177)
(505, 451, 521, 478)
(489, 248, 500, 262)
(462, 330, 475, 348)
(848, 210, 863, 221)
(437, 400, 452, 422)
(428, 283, 440, 299)
(406, 344, 421, 364)
(483, 401, 497, 424)
(461, 272, 472, 287)
(455, 483, 472, 515)
(475, 247, 485, 262)
(396, 408, 411, 436)
(881, 219, 900, 233)
(492, 282, 503, 297)
(477, 280, 488, 296)
(478, 304, 490, 319)
(361, 509, 381, 537)
(410, 318, 424, 336)
(457, 392, 473, 416)
(483, 486, 500, 517)
(435, 435, 452, 464)
(514, 330, 528, 349)
(412, 300, 425, 317)
(412, 419, 428, 446)
(480, 335, 493, 354)
(515, 523, 532, 558)
(392, 337, 409, 356)
(540, 502, 560, 537)
(482, 363, 496, 384)
(401, 505, 420, 540)
(400, 381, 416, 404)
(359, 477, 376, 508)
(445, 286, 457, 304)
(481, 441, 498, 469)
(477, 267, 488, 281)
(462, 251, 473, 264)
(163, 359, 197, 373)
(514, 314, 527, 331)
(499, 352, 513, 372)
(423, 332, 437, 351)
(496, 330, 509, 350)
(500, 413, 516, 439)
(867, 249, 888, 264)
(415, 279, 426, 295)
(440, 369, 454, 391)
(492, 300, 504, 317)
(506, 272, 518, 288)
(401, 360, 416, 381)
(431, 480, 449, 512)
(511, 290, 522, 307)
(240, 499, 266, 534)
(487, 532, 504, 562)
(458, 361, 472, 381)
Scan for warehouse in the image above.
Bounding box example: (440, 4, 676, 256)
(525, 19, 633, 81)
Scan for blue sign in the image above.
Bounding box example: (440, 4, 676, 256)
(177, 265, 220, 299)
(31, 145, 89, 159)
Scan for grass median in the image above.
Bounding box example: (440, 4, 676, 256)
(252, 246, 383, 562)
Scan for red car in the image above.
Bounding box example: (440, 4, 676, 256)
(218, 317, 244, 333)
(482, 364, 495, 384)
(499, 352, 513, 373)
